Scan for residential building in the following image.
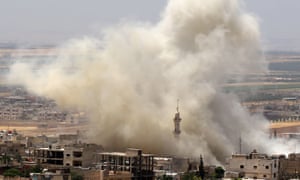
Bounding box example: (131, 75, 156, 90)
(34, 143, 102, 168)
(80, 169, 132, 180)
(225, 150, 278, 180)
(278, 153, 300, 179)
(30, 167, 71, 180)
(96, 148, 154, 179)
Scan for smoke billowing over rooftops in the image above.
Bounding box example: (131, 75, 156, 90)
(8, 0, 292, 164)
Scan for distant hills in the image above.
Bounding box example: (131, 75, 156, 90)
(0, 42, 56, 49)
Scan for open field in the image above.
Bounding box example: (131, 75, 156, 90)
(0, 120, 88, 136)
(2, 120, 300, 137)
(223, 82, 300, 92)
(271, 121, 300, 129)
(270, 121, 300, 134)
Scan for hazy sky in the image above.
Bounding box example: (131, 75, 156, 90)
(1, 0, 299, 50)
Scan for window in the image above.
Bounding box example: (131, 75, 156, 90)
(66, 154, 70, 157)
(253, 166, 257, 169)
(274, 173, 276, 178)
(265, 165, 269, 169)
(73, 151, 82, 158)
(263, 175, 267, 178)
(240, 165, 244, 169)
(73, 160, 82, 167)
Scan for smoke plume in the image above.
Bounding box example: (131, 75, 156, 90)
(8, 0, 289, 164)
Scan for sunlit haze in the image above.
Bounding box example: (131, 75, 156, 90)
(1, 0, 300, 50)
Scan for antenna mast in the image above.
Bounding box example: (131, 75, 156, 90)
(239, 136, 242, 154)
(176, 99, 179, 112)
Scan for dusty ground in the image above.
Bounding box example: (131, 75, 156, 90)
(1, 119, 300, 137)
(0, 120, 88, 136)
(270, 121, 300, 134)
(270, 121, 300, 129)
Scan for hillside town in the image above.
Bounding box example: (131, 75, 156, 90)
(0, 51, 300, 179)
(0, 85, 298, 180)
(0, 123, 300, 179)
(2, 0, 300, 179)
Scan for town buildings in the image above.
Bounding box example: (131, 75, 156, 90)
(278, 153, 300, 179)
(225, 150, 278, 180)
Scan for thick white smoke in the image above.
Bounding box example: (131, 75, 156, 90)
(8, 0, 290, 164)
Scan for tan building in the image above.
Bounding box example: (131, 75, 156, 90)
(153, 156, 189, 177)
(35, 147, 64, 167)
(278, 153, 300, 179)
(59, 134, 79, 145)
(30, 168, 71, 180)
(225, 150, 278, 180)
(34, 143, 102, 168)
(26, 135, 58, 148)
(81, 169, 132, 180)
(64, 143, 102, 167)
(96, 148, 154, 179)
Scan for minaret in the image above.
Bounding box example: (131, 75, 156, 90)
(173, 99, 182, 136)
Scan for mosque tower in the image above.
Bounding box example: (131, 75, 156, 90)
(173, 99, 182, 136)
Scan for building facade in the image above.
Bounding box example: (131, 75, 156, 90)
(225, 150, 278, 180)
(34, 143, 102, 168)
(278, 153, 300, 179)
(96, 148, 154, 179)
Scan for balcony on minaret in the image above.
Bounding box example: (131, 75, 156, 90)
(173, 110, 182, 135)
(173, 99, 182, 136)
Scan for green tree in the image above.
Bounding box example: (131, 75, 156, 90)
(1, 153, 11, 166)
(193, 176, 202, 180)
(71, 172, 84, 180)
(161, 174, 173, 180)
(23, 165, 43, 177)
(182, 172, 202, 180)
(15, 153, 22, 163)
(199, 155, 205, 180)
(3, 168, 22, 177)
(31, 164, 43, 173)
(214, 166, 225, 178)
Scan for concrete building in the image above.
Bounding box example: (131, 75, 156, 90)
(225, 150, 278, 180)
(0, 129, 20, 142)
(278, 153, 300, 179)
(96, 148, 154, 179)
(35, 147, 64, 167)
(153, 156, 189, 177)
(0, 107, 22, 120)
(64, 143, 102, 167)
(59, 133, 79, 146)
(30, 168, 71, 180)
(0, 141, 26, 156)
(0, 141, 26, 167)
(79, 169, 132, 180)
(34, 143, 102, 168)
(26, 135, 58, 148)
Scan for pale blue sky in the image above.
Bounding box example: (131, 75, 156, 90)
(0, 0, 299, 50)
(243, 0, 300, 51)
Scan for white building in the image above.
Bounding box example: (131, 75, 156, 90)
(225, 150, 278, 180)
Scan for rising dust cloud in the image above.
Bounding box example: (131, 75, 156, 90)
(8, 0, 293, 164)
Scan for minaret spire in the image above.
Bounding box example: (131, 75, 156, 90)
(174, 99, 182, 136)
(176, 99, 179, 112)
